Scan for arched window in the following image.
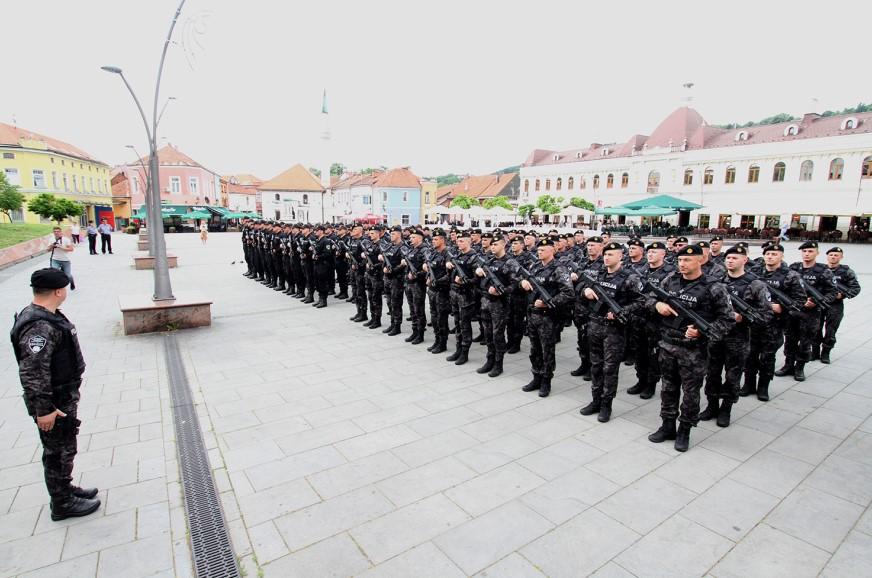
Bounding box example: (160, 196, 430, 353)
(205, 196, 210, 204)
(725, 166, 736, 184)
(863, 156, 872, 179)
(647, 171, 660, 193)
(703, 168, 714, 185)
(748, 165, 760, 183)
(621, 173, 629, 188)
(593, 175, 600, 189)
(524, 179, 529, 193)
(545, 179, 551, 191)
(567, 176, 574, 190)
(606, 173, 614, 188)
(302, 193, 309, 205)
(535, 179, 540, 192)
(580, 177, 587, 190)
(800, 160, 814, 181)
(735, 131, 749, 142)
(683, 169, 693, 186)
(556, 177, 562, 191)
(773, 162, 786, 182)
(829, 158, 844, 180)
(784, 125, 799, 136)
(841, 117, 859, 130)
(274, 193, 280, 201)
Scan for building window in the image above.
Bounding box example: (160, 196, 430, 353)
(555, 177, 562, 191)
(382, 191, 387, 202)
(2, 152, 15, 159)
(606, 173, 614, 188)
(403, 191, 408, 202)
(363, 195, 371, 205)
(621, 173, 628, 188)
(524, 179, 529, 193)
(534, 179, 540, 192)
(829, 158, 844, 180)
(303, 193, 310, 205)
(567, 177, 574, 189)
(170, 176, 181, 193)
(593, 175, 600, 189)
(684, 169, 694, 186)
(425, 191, 430, 203)
(740, 215, 755, 229)
(697, 214, 710, 228)
(841, 117, 859, 130)
(132, 178, 139, 193)
(275, 210, 281, 220)
(32, 169, 46, 188)
(545, 179, 551, 191)
(89, 177, 94, 192)
(189, 177, 199, 195)
(748, 165, 760, 183)
(701, 168, 712, 185)
(103, 179, 107, 192)
(718, 214, 732, 228)
(10, 208, 24, 222)
(51, 171, 58, 189)
(773, 162, 786, 182)
(72, 175, 78, 192)
(784, 125, 799, 136)
(862, 156, 872, 178)
(725, 166, 736, 184)
(764, 215, 780, 228)
(646, 171, 660, 193)
(3, 168, 20, 185)
(401, 214, 410, 225)
(580, 178, 587, 190)
(62, 173, 69, 191)
(800, 160, 814, 181)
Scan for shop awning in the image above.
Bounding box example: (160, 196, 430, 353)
(618, 194, 703, 211)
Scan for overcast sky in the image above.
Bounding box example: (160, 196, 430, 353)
(2, 0, 867, 180)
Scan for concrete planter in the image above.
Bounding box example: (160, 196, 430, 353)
(0, 234, 53, 270)
(119, 291, 212, 335)
(133, 253, 178, 270)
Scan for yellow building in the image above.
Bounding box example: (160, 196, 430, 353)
(420, 178, 438, 224)
(1, 122, 114, 225)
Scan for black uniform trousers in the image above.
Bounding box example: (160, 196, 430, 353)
(428, 287, 450, 344)
(291, 257, 303, 293)
(304, 260, 315, 296)
(817, 301, 844, 350)
(409, 280, 427, 335)
(528, 309, 559, 379)
(353, 266, 367, 317)
(659, 340, 707, 425)
(451, 289, 476, 349)
(588, 320, 626, 401)
(746, 324, 783, 382)
(315, 263, 331, 298)
(481, 296, 509, 357)
(38, 409, 80, 502)
(336, 261, 349, 295)
(365, 271, 384, 321)
(507, 293, 527, 348)
(386, 276, 405, 327)
(784, 310, 819, 363)
(706, 332, 749, 402)
(633, 323, 662, 387)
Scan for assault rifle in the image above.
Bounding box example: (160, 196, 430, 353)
(446, 254, 473, 286)
(728, 291, 767, 326)
(362, 245, 378, 270)
(424, 253, 439, 286)
(744, 272, 802, 315)
(402, 246, 421, 279)
(800, 279, 831, 312)
(835, 281, 852, 297)
(515, 263, 556, 309)
(588, 281, 629, 324)
(475, 254, 508, 295)
(645, 281, 713, 336)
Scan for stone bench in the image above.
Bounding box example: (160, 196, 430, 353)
(133, 252, 178, 269)
(119, 291, 212, 335)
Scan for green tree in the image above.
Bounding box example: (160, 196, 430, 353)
(535, 194, 562, 214)
(26, 194, 83, 224)
(517, 204, 535, 219)
(0, 172, 25, 223)
(330, 163, 346, 176)
(568, 196, 595, 211)
(482, 196, 513, 211)
(450, 194, 479, 209)
(308, 167, 322, 178)
(436, 174, 463, 187)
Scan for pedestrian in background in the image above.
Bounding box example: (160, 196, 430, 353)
(49, 226, 75, 291)
(86, 221, 98, 255)
(97, 218, 113, 254)
(10, 268, 100, 521)
(70, 222, 81, 244)
(199, 221, 209, 244)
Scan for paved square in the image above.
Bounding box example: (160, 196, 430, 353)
(1, 232, 870, 577)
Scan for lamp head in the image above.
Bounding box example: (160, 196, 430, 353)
(101, 66, 123, 74)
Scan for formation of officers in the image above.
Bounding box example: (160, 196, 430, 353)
(240, 219, 861, 453)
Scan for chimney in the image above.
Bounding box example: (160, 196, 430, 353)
(801, 113, 821, 126)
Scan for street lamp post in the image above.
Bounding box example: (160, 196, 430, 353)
(125, 144, 153, 256)
(102, 0, 186, 301)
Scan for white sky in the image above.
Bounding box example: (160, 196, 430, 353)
(2, 0, 868, 180)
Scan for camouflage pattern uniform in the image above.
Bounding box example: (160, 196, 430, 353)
(786, 262, 836, 369)
(817, 263, 861, 355)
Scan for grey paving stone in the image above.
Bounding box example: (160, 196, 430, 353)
(248, 521, 289, 565)
(392, 428, 480, 468)
(461, 410, 538, 443)
(0, 505, 40, 543)
(575, 417, 651, 452)
(475, 553, 547, 577)
(104, 478, 167, 514)
(307, 451, 409, 499)
(334, 424, 422, 461)
(804, 454, 872, 506)
(517, 437, 604, 480)
(376, 456, 476, 507)
(585, 441, 672, 486)
(262, 533, 371, 578)
(406, 406, 483, 437)
(699, 424, 776, 462)
(681, 478, 780, 541)
(520, 464, 619, 525)
(798, 406, 865, 439)
(711, 524, 830, 578)
(62, 509, 136, 560)
(455, 433, 541, 474)
(598, 474, 697, 534)
(245, 445, 347, 491)
(765, 485, 864, 552)
(18, 552, 98, 578)
(434, 501, 554, 575)
(768, 426, 842, 465)
(350, 494, 470, 564)
(736, 404, 805, 437)
(445, 462, 546, 516)
(274, 420, 365, 456)
(727, 449, 816, 498)
(588, 561, 636, 578)
(96, 533, 173, 578)
(516, 412, 593, 446)
(237, 478, 321, 527)
(137, 501, 171, 538)
(356, 542, 466, 578)
(834, 430, 872, 466)
(654, 446, 741, 494)
(521, 508, 640, 578)
(821, 530, 872, 577)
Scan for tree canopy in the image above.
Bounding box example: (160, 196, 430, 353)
(517, 204, 535, 219)
(26, 194, 83, 224)
(714, 102, 872, 129)
(450, 194, 479, 209)
(569, 197, 595, 211)
(330, 163, 345, 177)
(0, 172, 25, 223)
(436, 174, 463, 187)
(536, 194, 563, 214)
(482, 196, 513, 211)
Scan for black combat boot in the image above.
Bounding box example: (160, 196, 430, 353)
(739, 371, 756, 397)
(648, 419, 677, 443)
(570, 363, 585, 377)
(368, 318, 382, 329)
(454, 347, 470, 366)
(302, 293, 315, 304)
(387, 324, 402, 336)
(623, 354, 635, 367)
(820, 347, 832, 364)
(793, 362, 806, 382)
(336, 291, 349, 300)
(274, 283, 285, 291)
(522, 375, 542, 392)
(410, 330, 425, 345)
(50, 495, 101, 521)
(446, 345, 462, 362)
(640, 381, 657, 400)
(405, 327, 417, 342)
(597, 399, 612, 423)
(507, 342, 521, 354)
(626, 381, 645, 395)
(430, 339, 447, 354)
(488, 354, 504, 378)
(539, 377, 552, 397)
(315, 296, 327, 308)
(579, 396, 601, 416)
(810, 344, 820, 361)
(716, 400, 733, 427)
(699, 396, 720, 421)
(472, 332, 484, 343)
(674, 423, 691, 452)
(71, 486, 99, 499)
(476, 354, 495, 375)
(774, 359, 794, 377)
(756, 377, 771, 401)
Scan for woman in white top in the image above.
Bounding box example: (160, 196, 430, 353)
(199, 222, 209, 244)
(49, 226, 75, 290)
(70, 222, 81, 244)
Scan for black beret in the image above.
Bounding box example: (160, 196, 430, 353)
(473, 228, 482, 235)
(603, 242, 624, 253)
(510, 235, 524, 243)
(647, 242, 667, 251)
(457, 230, 471, 239)
(666, 235, 678, 240)
(710, 235, 723, 242)
(680, 245, 704, 256)
(302, 223, 312, 229)
(587, 236, 604, 244)
(724, 245, 748, 256)
(315, 225, 326, 232)
(696, 241, 710, 249)
(432, 227, 447, 238)
(481, 232, 493, 239)
(574, 229, 586, 235)
(492, 233, 506, 242)
(387, 225, 400, 232)
(627, 239, 644, 248)
(410, 228, 424, 236)
(675, 236, 689, 244)
(31, 268, 70, 289)
(370, 224, 383, 232)
(798, 241, 819, 250)
(537, 238, 555, 247)
(826, 246, 843, 254)
(764, 244, 785, 253)
(736, 242, 749, 248)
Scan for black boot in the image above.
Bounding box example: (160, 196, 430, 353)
(581, 360, 592, 381)
(739, 372, 757, 397)
(570, 364, 585, 377)
(430, 339, 447, 354)
(315, 296, 327, 308)
(405, 328, 417, 342)
(507, 343, 521, 354)
(716, 400, 733, 428)
(446, 345, 462, 362)
(522, 375, 542, 392)
(476, 354, 495, 375)
(387, 324, 402, 336)
(623, 354, 635, 367)
(369, 318, 382, 329)
(597, 398, 612, 423)
(793, 362, 806, 382)
(699, 396, 720, 421)
(648, 418, 677, 443)
(757, 377, 771, 401)
(774, 360, 794, 377)
(810, 344, 820, 361)
(410, 330, 425, 345)
(302, 294, 315, 304)
(472, 333, 484, 343)
(674, 423, 691, 452)
(626, 381, 645, 395)
(640, 381, 657, 400)
(820, 347, 832, 364)
(71, 486, 99, 499)
(336, 292, 349, 300)
(488, 354, 504, 378)
(50, 495, 101, 521)
(579, 396, 601, 416)
(454, 347, 470, 366)
(538, 377, 552, 397)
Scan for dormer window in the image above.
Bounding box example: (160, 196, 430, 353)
(841, 117, 859, 130)
(600, 148, 609, 157)
(784, 124, 800, 136)
(553, 154, 560, 162)
(576, 152, 583, 159)
(735, 131, 749, 142)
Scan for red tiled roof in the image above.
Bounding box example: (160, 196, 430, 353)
(645, 107, 705, 148)
(436, 173, 518, 203)
(222, 174, 263, 186)
(376, 167, 421, 188)
(260, 164, 324, 192)
(0, 122, 104, 163)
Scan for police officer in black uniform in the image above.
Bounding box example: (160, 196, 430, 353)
(816, 246, 861, 363)
(312, 225, 334, 308)
(403, 228, 428, 345)
(380, 226, 406, 336)
(474, 233, 516, 378)
(298, 224, 315, 303)
(347, 224, 369, 323)
(446, 230, 479, 365)
(507, 235, 533, 354)
(569, 236, 604, 380)
(363, 226, 385, 329)
(334, 225, 350, 300)
(10, 268, 100, 521)
(424, 228, 452, 354)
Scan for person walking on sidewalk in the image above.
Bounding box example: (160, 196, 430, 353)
(9, 268, 100, 521)
(70, 222, 81, 244)
(49, 226, 75, 291)
(97, 218, 114, 254)
(86, 221, 98, 255)
(199, 222, 209, 245)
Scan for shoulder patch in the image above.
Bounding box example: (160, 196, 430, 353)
(28, 335, 47, 353)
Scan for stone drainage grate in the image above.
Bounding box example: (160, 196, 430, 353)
(165, 333, 240, 578)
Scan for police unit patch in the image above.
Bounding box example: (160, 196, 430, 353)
(28, 335, 47, 353)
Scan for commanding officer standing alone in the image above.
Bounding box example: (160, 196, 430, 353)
(10, 268, 99, 520)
